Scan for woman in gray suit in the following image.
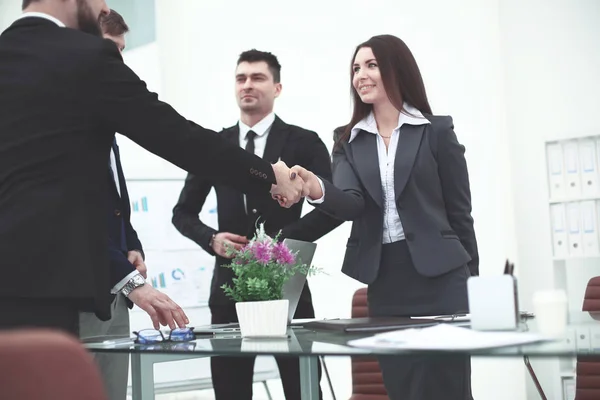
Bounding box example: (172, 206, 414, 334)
(286, 34, 479, 400)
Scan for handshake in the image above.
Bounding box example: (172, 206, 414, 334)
(270, 160, 323, 207)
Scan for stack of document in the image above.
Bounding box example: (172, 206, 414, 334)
(347, 324, 547, 350)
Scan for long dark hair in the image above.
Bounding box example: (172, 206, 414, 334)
(335, 35, 432, 147)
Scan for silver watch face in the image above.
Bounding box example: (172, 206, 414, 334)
(132, 274, 146, 285)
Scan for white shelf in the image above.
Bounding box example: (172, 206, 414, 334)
(545, 136, 600, 400)
(550, 195, 600, 204)
(553, 255, 600, 261)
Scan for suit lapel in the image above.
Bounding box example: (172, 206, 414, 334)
(394, 124, 425, 200)
(224, 124, 239, 144)
(262, 116, 289, 164)
(350, 131, 383, 209)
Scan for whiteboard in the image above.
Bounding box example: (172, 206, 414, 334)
(126, 179, 217, 307)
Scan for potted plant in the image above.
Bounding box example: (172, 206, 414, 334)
(220, 223, 317, 338)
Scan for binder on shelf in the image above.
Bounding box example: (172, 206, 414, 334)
(563, 378, 575, 400)
(546, 142, 566, 199)
(550, 203, 568, 258)
(563, 141, 582, 198)
(580, 200, 600, 255)
(596, 137, 600, 194)
(579, 139, 599, 196)
(566, 202, 583, 256)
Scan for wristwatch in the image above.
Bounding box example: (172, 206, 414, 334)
(120, 273, 146, 297)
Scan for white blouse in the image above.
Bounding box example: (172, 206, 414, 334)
(348, 103, 430, 243)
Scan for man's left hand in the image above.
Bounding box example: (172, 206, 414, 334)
(128, 250, 147, 279)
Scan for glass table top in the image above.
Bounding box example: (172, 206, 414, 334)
(84, 313, 600, 358)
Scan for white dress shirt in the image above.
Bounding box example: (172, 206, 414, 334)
(109, 148, 121, 197)
(310, 103, 430, 244)
(238, 112, 275, 158)
(238, 113, 275, 212)
(18, 12, 66, 27)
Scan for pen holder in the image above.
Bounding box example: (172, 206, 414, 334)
(467, 275, 519, 331)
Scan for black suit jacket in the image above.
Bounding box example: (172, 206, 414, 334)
(107, 139, 143, 289)
(172, 116, 343, 306)
(314, 115, 479, 284)
(0, 17, 276, 320)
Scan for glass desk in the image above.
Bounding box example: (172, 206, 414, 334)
(85, 318, 600, 400)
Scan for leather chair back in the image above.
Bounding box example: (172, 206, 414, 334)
(0, 329, 107, 400)
(576, 276, 600, 400)
(349, 288, 389, 400)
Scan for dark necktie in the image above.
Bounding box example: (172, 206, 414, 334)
(245, 130, 257, 154)
(244, 130, 257, 216)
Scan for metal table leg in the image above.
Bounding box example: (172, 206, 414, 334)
(299, 355, 319, 400)
(131, 353, 155, 400)
(523, 355, 547, 400)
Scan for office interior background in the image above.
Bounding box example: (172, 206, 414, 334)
(1, 0, 599, 399)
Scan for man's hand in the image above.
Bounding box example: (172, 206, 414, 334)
(127, 250, 147, 279)
(211, 232, 248, 258)
(127, 284, 189, 330)
(270, 160, 306, 208)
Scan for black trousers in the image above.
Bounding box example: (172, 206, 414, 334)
(210, 301, 323, 400)
(0, 297, 80, 336)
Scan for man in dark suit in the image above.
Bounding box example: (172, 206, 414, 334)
(172, 49, 343, 400)
(77, 10, 144, 400)
(0, 0, 304, 336)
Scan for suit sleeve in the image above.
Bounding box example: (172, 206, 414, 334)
(311, 134, 367, 221)
(279, 132, 344, 241)
(436, 117, 479, 276)
(93, 41, 275, 196)
(124, 220, 144, 258)
(172, 173, 217, 255)
(108, 236, 136, 287)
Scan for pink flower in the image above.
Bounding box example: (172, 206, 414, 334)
(251, 241, 272, 264)
(272, 242, 295, 265)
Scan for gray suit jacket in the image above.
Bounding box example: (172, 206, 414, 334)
(314, 114, 479, 284)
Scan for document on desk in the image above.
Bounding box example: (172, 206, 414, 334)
(347, 324, 547, 350)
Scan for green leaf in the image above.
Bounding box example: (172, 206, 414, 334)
(219, 223, 322, 302)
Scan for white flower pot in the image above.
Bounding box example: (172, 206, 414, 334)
(241, 337, 290, 352)
(235, 299, 289, 338)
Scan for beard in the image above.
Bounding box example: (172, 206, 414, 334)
(76, 0, 102, 37)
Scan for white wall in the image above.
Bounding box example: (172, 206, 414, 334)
(500, 0, 600, 398)
(0, 0, 22, 32)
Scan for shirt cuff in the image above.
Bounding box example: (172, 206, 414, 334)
(111, 270, 142, 294)
(307, 177, 325, 204)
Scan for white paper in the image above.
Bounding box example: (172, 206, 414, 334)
(347, 324, 547, 350)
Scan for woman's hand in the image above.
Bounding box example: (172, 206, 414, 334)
(272, 165, 323, 207)
(290, 165, 323, 200)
